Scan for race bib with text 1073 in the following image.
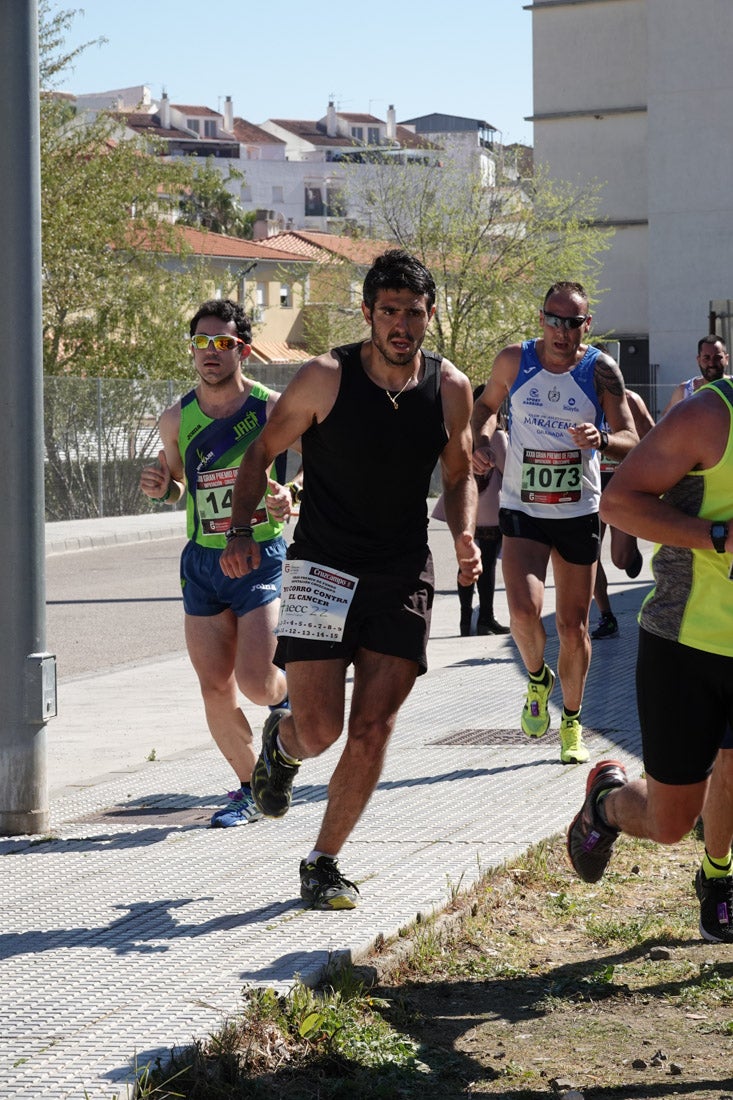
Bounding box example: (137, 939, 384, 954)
(277, 560, 359, 642)
(520, 448, 582, 504)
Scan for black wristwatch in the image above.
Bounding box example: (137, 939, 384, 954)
(598, 429, 609, 453)
(225, 524, 254, 542)
(710, 522, 729, 553)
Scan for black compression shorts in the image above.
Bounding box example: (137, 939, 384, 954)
(498, 508, 601, 565)
(636, 627, 733, 784)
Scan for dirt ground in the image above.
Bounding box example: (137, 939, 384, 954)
(367, 830, 733, 1099)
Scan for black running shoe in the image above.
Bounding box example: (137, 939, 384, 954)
(567, 760, 627, 882)
(251, 708, 300, 818)
(625, 548, 643, 579)
(591, 613, 618, 640)
(300, 856, 359, 910)
(477, 618, 511, 636)
(695, 868, 733, 943)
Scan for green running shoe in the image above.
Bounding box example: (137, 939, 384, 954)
(521, 667, 555, 738)
(560, 716, 589, 764)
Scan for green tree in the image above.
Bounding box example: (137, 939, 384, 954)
(296, 262, 367, 356)
(178, 161, 256, 239)
(346, 159, 613, 383)
(38, 3, 219, 516)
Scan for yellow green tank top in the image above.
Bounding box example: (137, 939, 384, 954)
(639, 378, 733, 655)
(179, 383, 283, 549)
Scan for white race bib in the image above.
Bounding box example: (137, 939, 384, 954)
(277, 560, 359, 642)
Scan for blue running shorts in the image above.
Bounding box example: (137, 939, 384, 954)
(180, 537, 286, 618)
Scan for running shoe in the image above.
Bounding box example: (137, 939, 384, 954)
(625, 548, 643, 579)
(591, 613, 619, 640)
(695, 868, 733, 943)
(300, 855, 360, 910)
(477, 618, 511, 635)
(567, 760, 627, 882)
(210, 786, 263, 828)
(521, 667, 555, 738)
(251, 708, 300, 818)
(560, 716, 590, 764)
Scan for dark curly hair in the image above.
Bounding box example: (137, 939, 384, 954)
(362, 250, 436, 312)
(189, 298, 252, 344)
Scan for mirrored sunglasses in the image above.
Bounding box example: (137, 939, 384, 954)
(542, 311, 589, 331)
(190, 334, 244, 351)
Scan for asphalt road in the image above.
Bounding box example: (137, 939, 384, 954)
(45, 536, 188, 678)
(44, 516, 464, 681)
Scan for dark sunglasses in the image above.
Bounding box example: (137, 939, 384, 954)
(542, 310, 589, 331)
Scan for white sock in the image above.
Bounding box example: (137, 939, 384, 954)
(307, 849, 335, 865)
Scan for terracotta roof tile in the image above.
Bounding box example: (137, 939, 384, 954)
(171, 104, 220, 116)
(250, 340, 311, 364)
(339, 112, 382, 124)
(394, 125, 440, 150)
(120, 113, 193, 140)
(232, 117, 285, 144)
(134, 224, 307, 262)
(263, 230, 390, 265)
(267, 119, 362, 148)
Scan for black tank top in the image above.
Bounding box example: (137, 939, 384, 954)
(292, 341, 448, 575)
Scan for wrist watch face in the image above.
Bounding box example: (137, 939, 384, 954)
(711, 522, 728, 552)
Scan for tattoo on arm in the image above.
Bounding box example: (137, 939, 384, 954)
(593, 355, 625, 399)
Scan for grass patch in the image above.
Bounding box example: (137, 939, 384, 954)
(99, 830, 733, 1099)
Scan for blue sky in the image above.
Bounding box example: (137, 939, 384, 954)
(52, 1, 534, 146)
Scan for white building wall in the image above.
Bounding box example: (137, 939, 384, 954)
(533, 0, 649, 350)
(646, 0, 733, 399)
(533, 0, 646, 111)
(532, 0, 733, 405)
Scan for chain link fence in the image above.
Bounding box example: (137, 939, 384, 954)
(43, 368, 300, 521)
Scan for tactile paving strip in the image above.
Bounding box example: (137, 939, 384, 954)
(0, 583, 645, 1099)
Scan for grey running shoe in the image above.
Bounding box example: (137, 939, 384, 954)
(695, 868, 733, 943)
(251, 708, 300, 818)
(210, 786, 263, 828)
(567, 760, 627, 882)
(521, 667, 555, 738)
(591, 613, 619, 640)
(300, 856, 359, 910)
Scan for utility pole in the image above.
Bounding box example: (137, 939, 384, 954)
(0, 0, 55, 835)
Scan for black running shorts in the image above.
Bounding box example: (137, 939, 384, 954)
(498, 508, 601, 565)
(275, 556, 434, 676)
(636, 627, 733, 785)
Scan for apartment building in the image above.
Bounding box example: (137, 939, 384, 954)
(529, 0, 733, 410)
(78, 88, 440, 236)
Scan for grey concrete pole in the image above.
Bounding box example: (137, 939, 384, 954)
(0, 0, 54, 835)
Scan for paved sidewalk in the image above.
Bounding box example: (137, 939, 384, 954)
(1, 517, 649, 1099)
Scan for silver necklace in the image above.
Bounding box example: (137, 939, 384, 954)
(385, 372, 416, 410)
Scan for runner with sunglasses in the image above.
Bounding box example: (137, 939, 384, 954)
(472, 281, 637, 764)
(140, 299, 297, 828)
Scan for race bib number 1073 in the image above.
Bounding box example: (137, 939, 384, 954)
(520, 449, 582, 504)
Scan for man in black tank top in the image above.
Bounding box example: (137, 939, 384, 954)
(220, 250, 481, 910)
